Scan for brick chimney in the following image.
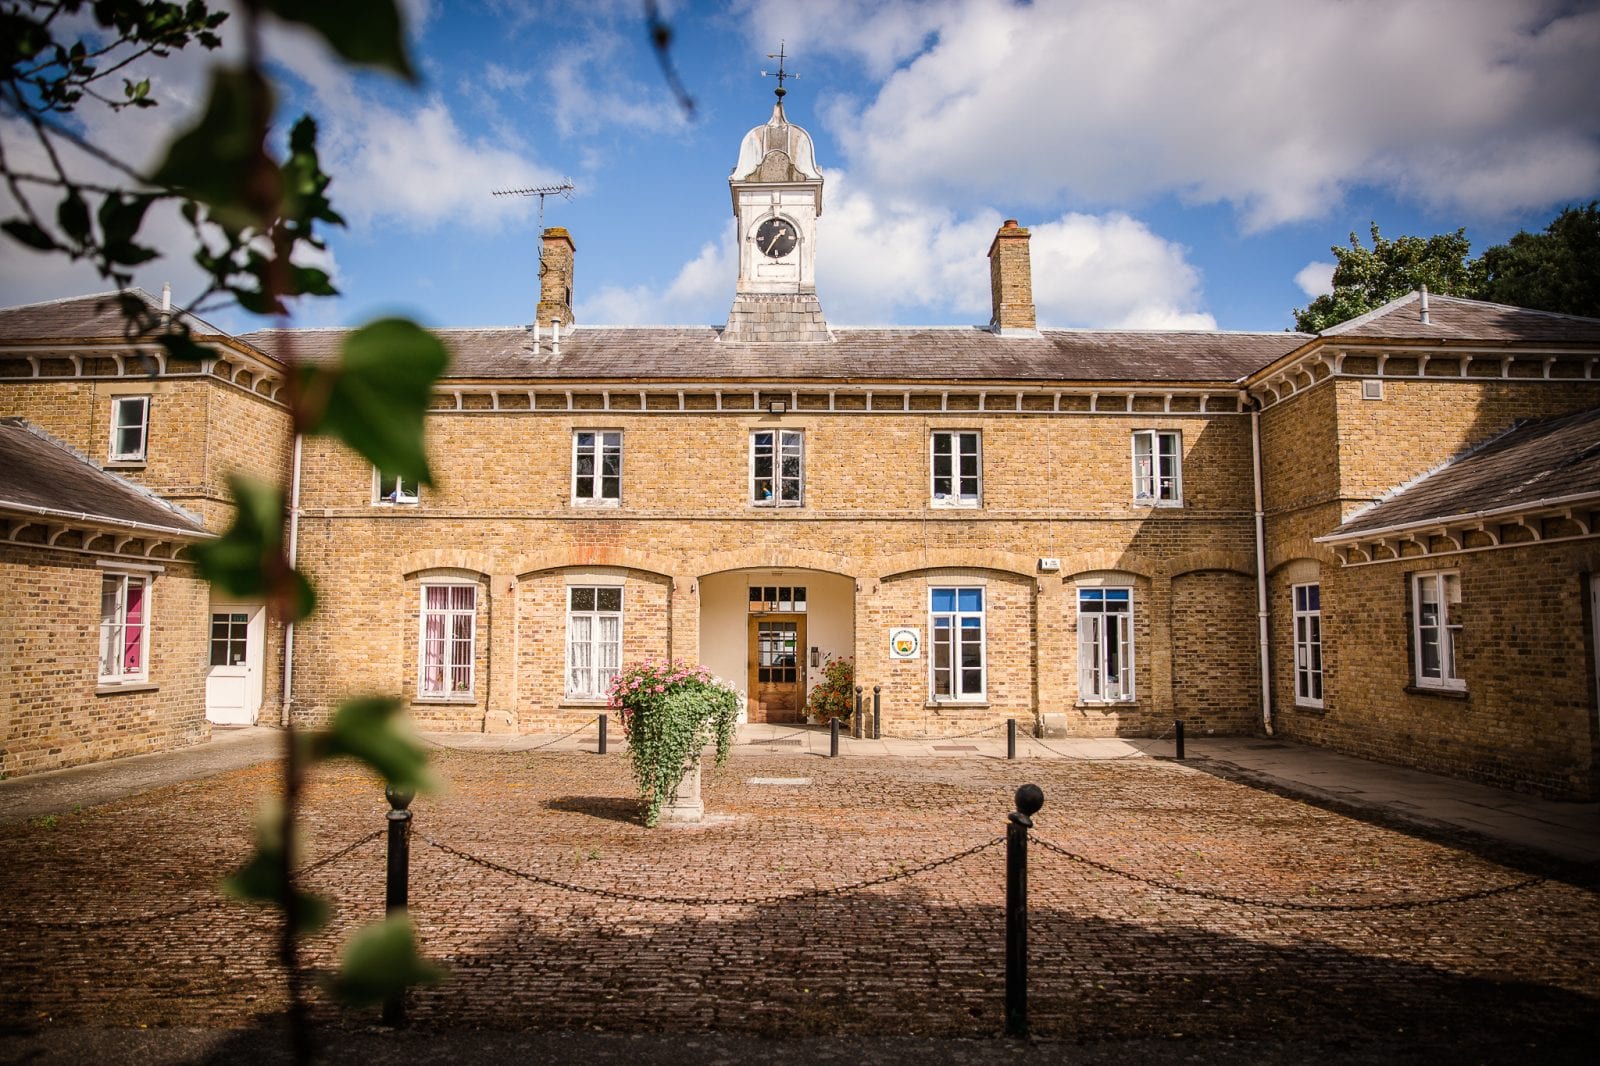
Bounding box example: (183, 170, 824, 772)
(987, 219, 1036, 334)
(537, 226, 575, 328)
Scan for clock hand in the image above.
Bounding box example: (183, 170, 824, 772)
(766, 231, 781, 254)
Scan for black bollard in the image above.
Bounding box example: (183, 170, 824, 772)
(872, 685, 881, 740)
(854, 685, 864, 739)
(598, 713, 608, 755)
(830, 717, 839, 758)
(1006, 783, 1044, 1039)
(383, 785, 415, 1027)
(1174, 719, 1185, 760)
(1007, 718, 1017, 760)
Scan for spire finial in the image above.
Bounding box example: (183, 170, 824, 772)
(761, 40, 798, 100)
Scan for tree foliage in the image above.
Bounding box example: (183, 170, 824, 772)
(1481, 202, 1600, 319)
(1293, 224, 1485, 333)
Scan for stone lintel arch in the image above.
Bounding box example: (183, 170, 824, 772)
(513, 545, 679, 583)
(696, 546, 858, 583)
(1055, 550, 1161, 582)
(398, 547, 494, 579)
(1266, 535, 1340, 575)
(1166, 549, 1257, 580)
(877, 548, 1037, 583)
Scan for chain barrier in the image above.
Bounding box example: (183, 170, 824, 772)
(0, 829, 385, 931)
(419, 832, 1004, 907)
(421, 716, 600, 754)
(1023, 721, 1177, 762)
(882, 720, 1010, 742)
(1031, 834, 1546, 912)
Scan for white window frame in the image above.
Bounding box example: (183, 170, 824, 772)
(1292, 582, 1324, 708)
(750, 428, 804, 507)
(572, 430, 622, 507)
(929, 586, 986, 701)
(109, 395, 150, 462)
(418, 581, 477, 699)
(374, 469, 419, 505)
(1412, 570, 1464, 691)
(566, 584, 624, 699)
(1132, 429, 1182, 506)
(99, 572, 150, 683)
(931, 430, 981, 508)
(1078, 587, 1135, 702)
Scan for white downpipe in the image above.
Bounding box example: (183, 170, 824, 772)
(280, 432, 304, 728)
(1251, 405, 1274, 735)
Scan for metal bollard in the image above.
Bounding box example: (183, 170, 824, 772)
(1007, 718, 1017, 760)
(872, 685, 881, 740)
(1174, 719, 1185, 760)
(1006, 783, 1044, 1038)
(598, 713, 608, 755)
(854, 686, 864, 739)
(383, 785, 415, 1027)
(830, 717, 839, 758)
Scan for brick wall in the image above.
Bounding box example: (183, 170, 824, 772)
(1171, 569, 1260, 733)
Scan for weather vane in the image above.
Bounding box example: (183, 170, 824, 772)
(761, 41, 798, 99)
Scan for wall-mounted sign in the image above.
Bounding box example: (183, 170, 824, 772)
(889, 627, 921, 659)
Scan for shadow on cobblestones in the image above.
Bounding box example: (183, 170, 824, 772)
(547, 795, 649, 824)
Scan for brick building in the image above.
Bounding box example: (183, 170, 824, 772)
(2, 96, 1598, 798)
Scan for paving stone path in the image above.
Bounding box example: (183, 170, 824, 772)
(1, 751, 1596, 1060)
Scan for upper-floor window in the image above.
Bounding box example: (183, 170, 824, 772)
(1292, 583, 1323, 707)
(752, 429, 803, 507)
(419, 583, 476, 698)
(931, 431, 981, 508)
(568, 585, 622, 699)
(573, 430, 622, 506)
(1078, 587, 1134, 701)
(375, 470, 418, 505)
(1132, 430, 1181, 506)
(99, 572, 149, 683)
(930, 586, 985, 700)
(109, 395, 149, 462)
(1413, 571, 1463, 691)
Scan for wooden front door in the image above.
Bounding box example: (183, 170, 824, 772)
(748, 615, 807, 723)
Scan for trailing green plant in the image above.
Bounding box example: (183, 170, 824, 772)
(806, 654, 853, 725)
(608, 659, 739, 827)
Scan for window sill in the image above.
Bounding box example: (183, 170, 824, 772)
(413, 695, 477, 706)
(1076, 700, 1139, 709)
(560, 698, 610, 708)
(372, 501, 419, 508)
(930, 501, 981, 511)
(96, 682, 157, 696)
(571, 499, 621, 509)
(1292, 701, 1327, 715)
(1132, 500, 1183, 509)
(105, 459, 147, 469)
(1405, 684, 1468, 701)
(926, 700, 989, 709)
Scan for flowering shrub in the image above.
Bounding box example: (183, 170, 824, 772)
(806, 654, 854, 725)
(608, 658, 739, 827)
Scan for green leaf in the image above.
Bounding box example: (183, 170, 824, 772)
(149, 67, 277, 231)
(1, 219, 58, 252)
(104, 240, 159, 266)
(222, 806, 330, 934)
(300, 318, 447, 485)
(291, 265, 337, 297)
(195, 476, 315, 622)
(98, 193, 153, 247)
(328, 914, 444, 1007)
(310, 697, 433, 793)
(57, 191, 91, 245)
(261, 0, 417, 82)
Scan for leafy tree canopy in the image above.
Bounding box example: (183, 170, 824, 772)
(1481, 202, 1600, 319)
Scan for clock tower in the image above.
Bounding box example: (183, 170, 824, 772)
(724, 63, 829, 343)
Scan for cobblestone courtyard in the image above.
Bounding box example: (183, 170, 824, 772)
(2, 748, 1597, 1060)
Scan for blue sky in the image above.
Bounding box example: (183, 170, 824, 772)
(3, 0, 1598, 333)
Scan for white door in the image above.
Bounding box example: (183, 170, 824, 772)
(207, 604, 264, 725)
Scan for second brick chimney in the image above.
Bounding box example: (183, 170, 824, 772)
(537, 226, 575, 328)
(987, 219, 1036, 334)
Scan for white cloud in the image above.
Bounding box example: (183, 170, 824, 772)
(1295, 260, 1336, 299)
(579, 235, 738, 325)
(749, 0, 1600, 229)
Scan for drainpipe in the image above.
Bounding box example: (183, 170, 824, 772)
(280, 432, 304, 728)
(1250, 399, 1274, 735)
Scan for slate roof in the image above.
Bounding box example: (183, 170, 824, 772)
(240, 325, 1307, 384)
(0, 419, 209, 537)
(1322, 292, 1600, 345)
(0, 289, 229, 343)
(1327, 407, 1600, 539)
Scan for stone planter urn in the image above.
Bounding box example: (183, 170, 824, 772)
(657, 752, 704, 823)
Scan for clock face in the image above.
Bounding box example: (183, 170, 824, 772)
(755, 217, 798, 259)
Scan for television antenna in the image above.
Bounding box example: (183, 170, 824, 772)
(492, 180, 575, 276)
